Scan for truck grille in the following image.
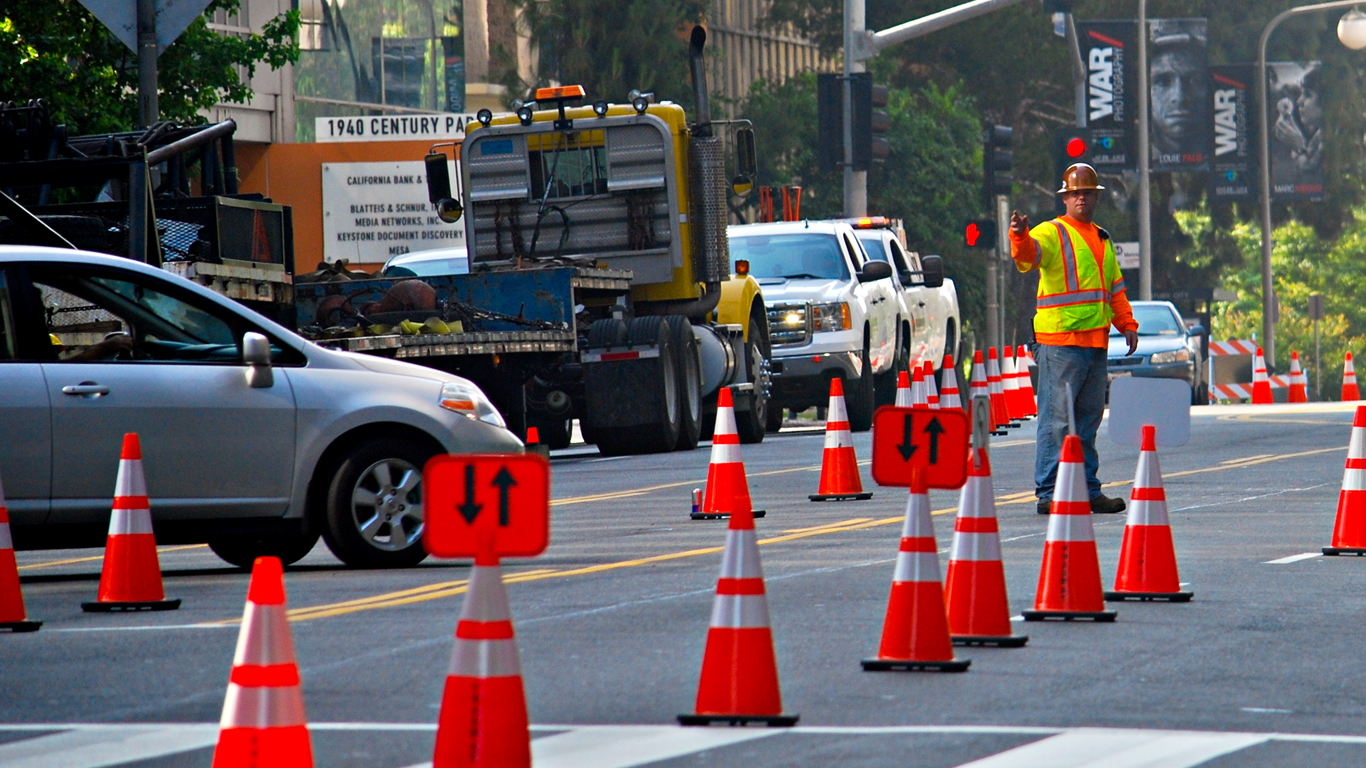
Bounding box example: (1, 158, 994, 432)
(767, 302, 811, 347)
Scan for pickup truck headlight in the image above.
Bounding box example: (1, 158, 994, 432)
(811, 302, 852, 332)
(1149, 349, 1191, 364)
(440, 381, 507, 428)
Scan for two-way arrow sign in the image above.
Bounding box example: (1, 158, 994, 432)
(425, 454, 550, 558)
(872, 406, 970, 489)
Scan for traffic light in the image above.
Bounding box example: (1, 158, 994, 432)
(852, 73, 890, 171)
(963, 219, 998, 249)
(817, 74, 841, 173)
(984, 125, 1013, 200)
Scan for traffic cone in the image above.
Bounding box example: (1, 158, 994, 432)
(695, 387, 766, 520)
(1287, 352, 1308, 403)
(1022, 434, 1117, 622)
(212, 557, 313, 768)
(939, 355, 963, 410)
(1105, 426, 1193, 601)
(1002, 349, 1025, 422)
(679, 499, 798, 725)
(969, 351, 993, 428)
(945, 450, 1027, 647)
(862, 469, 970, 672)
(987, 348, 1014, 429)
(911, 367, 928, 410)
(0, 469, 39, 632)
(1018, 345, 1038, 417)
(810, 378, 872, 501)
(922, 361, 940, 409)
(1344, 353, 1360, 401)
(1251, 347, 1273, 405)
(1325, 406, 1366, 555)
(433, 553, 532, 767)
(895, 370, 912, 408)
(82, 434, 180, 612)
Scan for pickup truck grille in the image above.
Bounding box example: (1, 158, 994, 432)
(767, 302, 811, 347)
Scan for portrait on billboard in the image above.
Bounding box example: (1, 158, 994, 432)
(1267, 61, 1325, 199)
(1149, 19, 1209, 171)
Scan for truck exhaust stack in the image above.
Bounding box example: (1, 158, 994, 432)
(689, 26, 712, 138)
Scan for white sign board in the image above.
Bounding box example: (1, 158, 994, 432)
(315, 114, 484, 143)
(1107, 377, 1191, 447)
(322, 161, 463, 265)
(1114, 241, 1140, 270)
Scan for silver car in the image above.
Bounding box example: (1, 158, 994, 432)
(0, 247, 521, 568)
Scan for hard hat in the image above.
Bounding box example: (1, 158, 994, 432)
(1057, 163, 1105, 194)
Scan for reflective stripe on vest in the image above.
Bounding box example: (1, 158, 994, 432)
(1032, 218, 1117, 334)
(1054, 221, 1079, 292)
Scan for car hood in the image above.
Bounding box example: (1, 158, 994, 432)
(317, 346, 463, 384)
(1108, 334, 1189, 357)
(757, 278, 848, 304)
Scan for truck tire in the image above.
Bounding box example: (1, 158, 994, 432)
(208, 529, 319, 569)
(735, 316, 770, 444)
(765, 405, 785, 433)
(528, 415, 573, 449)
(667, 316, 703, 451)
(319, 437, 432, 568)
(846, 339, 876, 432)
(595, 316, 681, 455)
(587, 317, 628, 349)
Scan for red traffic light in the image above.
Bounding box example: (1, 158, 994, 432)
(1066, 136, 1088, 158)
(963, 219, 997, 249)
(966, 222, 981, 247)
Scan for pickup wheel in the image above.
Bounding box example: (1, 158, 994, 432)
(320, 438, 432, 568)
(667, 316, 703, 451)
(734, 316, 770, 444)
(595, 316, 682, 455)
(845, 339, 876, 432)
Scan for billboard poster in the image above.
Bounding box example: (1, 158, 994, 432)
(1267, 61, 1326, 200)
(1208, 64, 1254, 201)
(322, 161, 464, 265)
(1077, 20, 1136, 170)
(1149, 18, 1210, 171)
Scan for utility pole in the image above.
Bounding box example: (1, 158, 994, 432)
(137, 0, 158, 127)
(1136, 0, 1152, 301)
(843, 0, 867, 217)
(1065, 12, 1086, 128)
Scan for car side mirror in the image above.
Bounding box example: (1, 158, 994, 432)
(735, 127, 757, 180)
(858, 260, 893, 282)
(1187, 324, 1207, 336)
(921, 255, 944, 288)
(243, 331, 274, 388)
(426, 152, 463, 223)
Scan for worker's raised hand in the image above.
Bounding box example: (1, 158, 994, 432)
(1010, 210, 1029, 235)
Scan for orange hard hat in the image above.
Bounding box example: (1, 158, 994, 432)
(1057, 163, 1105, 194)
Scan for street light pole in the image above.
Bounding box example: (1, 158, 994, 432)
(843, 0, 867, 217)
(1257, 0, 1363, 370)
(1136, 0, 1152, 301)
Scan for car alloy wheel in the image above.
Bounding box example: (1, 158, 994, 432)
(350, 458, 424, 552)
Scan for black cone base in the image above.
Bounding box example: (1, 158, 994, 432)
(0, 620, 41, 632)
(1323, 547, 1366, 556)
(691, 510, 766, 521)
(1104, 590, 1193, 602)
(861, 657, 970, 672)
(82, 599, 181, 612)
(678, 713, 799, 727)
(809, 493, 873, 501)
(1022, 609, 1116, 622)
(952, 634, 1028, 647)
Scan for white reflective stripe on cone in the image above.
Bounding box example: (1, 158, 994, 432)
(462, 565, 512, 622)
(956, 477, 995, 518)
(1127, 499, 1170, 527)
(713, 406, 739, 437)
(1342, 467, 1366, 492)
(892, 550, 942, 583)
(1134, 451, 1164, 489)
(1349, 427, 1366, 461)
(0, 523, 11, 551)
(827, 391, 849, 422)
(900, 492, 935, 538)
(1053, 461, 1089, 504)
(709, 593, 771, 629)
(448, 637, 522, 678)
(709, 441, 743, 464)
(220, 683, 308, 729)
(115, 459, 148, 499)
(718, 530, 764, 579)
(235, 603, 298, 667)
(949, 532, 1002, 562)
(896, 387, 912, 408)
(1046, 512, 1096, 543)
(108, 508, 155, 536)
(823, 427, 854, 450)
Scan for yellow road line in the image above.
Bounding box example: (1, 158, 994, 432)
(17, 544, 207, 571)
(782, 518, 872, 534)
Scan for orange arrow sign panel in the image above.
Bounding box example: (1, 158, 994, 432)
(424, 454, 550, 558)
(871, 406, 970, 489)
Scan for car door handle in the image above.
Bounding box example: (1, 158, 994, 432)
(62, 382, 110, 397)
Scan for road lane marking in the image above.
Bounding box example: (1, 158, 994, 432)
(528, 724, 777, 768)
(17, 544, 208, 571)
(1265, 552, 1322, 564)
(1242, 707, 1293, 714)
(783, 518, 872, 533)
(0, 724, 218, 768)
(952, 727, 1268, 768)
(1222, 454, 1274, 464)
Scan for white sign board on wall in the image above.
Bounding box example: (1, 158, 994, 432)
(321, 161, 463, 265)
(315, 114, 483, 143)
(1114, 241, 1141, 270)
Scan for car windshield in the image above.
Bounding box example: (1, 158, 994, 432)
(730, 233, 849, 281)
(856, 236, 888, 262)
(1111, 305, 1185, 336)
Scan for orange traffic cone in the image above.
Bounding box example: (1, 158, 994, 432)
(911, 367, 928, 410)
(1105, 426, 1193, 601)
(1287, 352, 1308, 403)
(0, 469, 39, 632)
(922, 361, 940, 409)
(1022, 434, 1117, 622)
(212, 557, 313, 768)
(1018, 345, 1038, 417)
(82, 434, 179, 612)
(1344, 353, 1360, 401)
(862, 469, 969, 672)
(939, 355, 963, 410)
(895, 370, 912, 408)
(695, 387, 766, 520)
(810, 378, 872, 501)
(945, 450, 1027, 647)
(679, 500, 798, 725)
(969, 351, 993, 428)
(987, 348, 1013, 428)
(1002, 349, 1025, 421)
(1251, 347, 1273, 404)
(1325, 406, 1366, 555)
(433, 553, 532, 767)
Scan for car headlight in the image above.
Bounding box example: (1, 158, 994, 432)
(439, 381, 507, 428)
(811, 302, 852, 332)
(1149, 349, 1191, 364)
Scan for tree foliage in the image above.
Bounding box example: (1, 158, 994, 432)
(0, 0, 299, 135)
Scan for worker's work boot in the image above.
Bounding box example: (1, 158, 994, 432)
(1089, 494, 1126, 514)
(1036, 498, 1051, 515)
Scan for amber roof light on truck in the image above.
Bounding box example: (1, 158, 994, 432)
(838, 216, 894, 229)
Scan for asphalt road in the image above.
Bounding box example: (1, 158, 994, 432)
(4, 402, 1366, 767)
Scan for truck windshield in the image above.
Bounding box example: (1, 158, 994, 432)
(730, 234, 849, 281)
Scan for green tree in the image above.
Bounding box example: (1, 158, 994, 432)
(0, 0, 299, 135)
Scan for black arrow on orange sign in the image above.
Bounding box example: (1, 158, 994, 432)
(491, 466, 517, 526)
(897, 414, 917, 461)
(458, 464, 483, 524)
(924, 417, 945, 463)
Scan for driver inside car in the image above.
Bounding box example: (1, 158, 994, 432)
(50, 331, 134, 361)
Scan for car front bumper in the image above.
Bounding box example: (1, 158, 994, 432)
(769, 350, 863, 409)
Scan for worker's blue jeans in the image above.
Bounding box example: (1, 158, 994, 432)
(1033, 344, 1107, 501)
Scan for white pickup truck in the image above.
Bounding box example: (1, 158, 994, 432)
(727, 220, 903, 433)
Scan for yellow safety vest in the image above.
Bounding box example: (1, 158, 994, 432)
(1020, 218, 1125, 334)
